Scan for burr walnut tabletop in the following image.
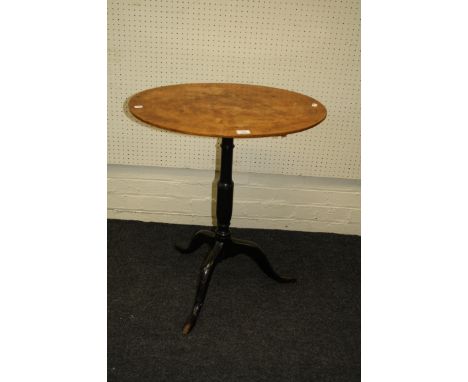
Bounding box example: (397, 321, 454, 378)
(128, 83, 327, 138)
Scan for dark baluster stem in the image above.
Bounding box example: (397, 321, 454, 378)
(215, 138, 234, 239)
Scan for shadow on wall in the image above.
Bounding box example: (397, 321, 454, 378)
(211, 139, 222, 227)
(122, 96, 222, 228)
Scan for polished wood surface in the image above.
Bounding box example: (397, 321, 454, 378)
(128, 83, 326, 138)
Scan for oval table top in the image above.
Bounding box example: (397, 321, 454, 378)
(128, 83, 327, 138)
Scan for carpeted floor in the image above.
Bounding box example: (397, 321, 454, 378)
(108, 219, 361, 382)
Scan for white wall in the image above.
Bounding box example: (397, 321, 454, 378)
(108, 165, 360, 235)
(108, 0, 361, 179)
(107, 1, 361, 234)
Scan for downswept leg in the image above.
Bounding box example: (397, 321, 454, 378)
(175, 230, 215, 254)
(230, 237, 296, 283)
(182, 240, 224, 335)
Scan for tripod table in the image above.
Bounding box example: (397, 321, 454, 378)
(128, 83, 327, 334)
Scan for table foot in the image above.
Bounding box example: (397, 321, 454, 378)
(182, 240, 224, 335)
(230, 237, 297, 283)
(175, 229, 215, 254)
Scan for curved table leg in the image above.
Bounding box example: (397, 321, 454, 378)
(175, 229, 215, 254)
(230, 237, 296, 283)
(183, 240, 224, 335)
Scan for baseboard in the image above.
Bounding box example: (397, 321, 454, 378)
(107, 165, 361, 235)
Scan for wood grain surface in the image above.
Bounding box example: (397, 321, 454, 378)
(128, 83, 327, 138)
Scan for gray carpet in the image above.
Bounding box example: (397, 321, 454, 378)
(108, 219, 360, 382)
